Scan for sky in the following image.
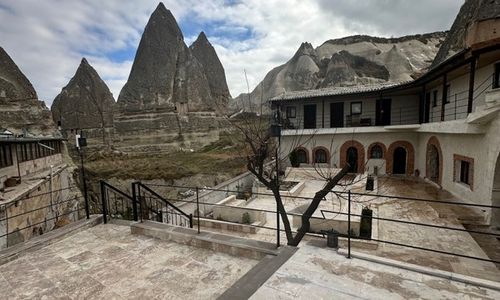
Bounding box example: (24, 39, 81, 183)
(0, 0, 463, 106)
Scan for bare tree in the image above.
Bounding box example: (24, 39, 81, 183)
(229, 110, 351, 246)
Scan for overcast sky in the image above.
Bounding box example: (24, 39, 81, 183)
(0, 0, 463, 106)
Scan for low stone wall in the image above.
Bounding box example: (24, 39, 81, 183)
(178, 171, 256, 215)
(194, 218, 262, 234)
(292, 215, 360, 236)
(212, 196, 266, 225)
(263, 181, 305, 198)
(131, 221, 278, 260)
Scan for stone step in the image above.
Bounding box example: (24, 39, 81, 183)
(131, 220, 279, 260)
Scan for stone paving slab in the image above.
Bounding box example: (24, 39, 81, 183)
(250, 243, 500, 300)
(0, 223, 258, 299)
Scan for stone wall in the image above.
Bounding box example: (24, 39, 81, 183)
(178, 170, 256, 215)
(0, 166, 82, 249)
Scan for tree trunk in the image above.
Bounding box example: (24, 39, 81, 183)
(288, 165, 350, 246)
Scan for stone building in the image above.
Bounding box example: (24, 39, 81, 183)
(271, 2, 500, 228)
(0, 135, 82, 249)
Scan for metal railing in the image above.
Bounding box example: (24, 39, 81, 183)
(281, 73, 495, 130)
(132, 182, 500, 268)
(100, 181, 193, 228)
(0, 185, 86, 249)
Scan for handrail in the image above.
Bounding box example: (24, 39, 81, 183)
(101, 181, 135, 201)
(137, 183, 192, 219)
(145, 183, 500, 210)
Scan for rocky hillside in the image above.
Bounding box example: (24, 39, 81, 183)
(117, 2, 229, 114)
(0, 47, 57, 135)
(232, 32, 447, 113)
(51, 58, 115, 131)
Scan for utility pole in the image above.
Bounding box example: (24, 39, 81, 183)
(77, 130, 89, 219)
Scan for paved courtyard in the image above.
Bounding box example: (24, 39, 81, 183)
(201, 169, 500, 282)
(250, 243, 500, 300)
(0, 223, 258, 299)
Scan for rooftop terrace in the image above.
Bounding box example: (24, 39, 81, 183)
(0, 222, 258, 299)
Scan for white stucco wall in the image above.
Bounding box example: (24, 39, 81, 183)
(280, 130, 419, 174)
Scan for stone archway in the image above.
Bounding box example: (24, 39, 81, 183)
(492, 154, 500, 229)
(387, 141, 415, 175)
(340, 140, 365, 173)
(426, 136, 443, 185)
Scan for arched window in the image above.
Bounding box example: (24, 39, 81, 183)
(370, 145, 383, 159)
(296, 149, 308, 164)
(314, 149, 327, 163)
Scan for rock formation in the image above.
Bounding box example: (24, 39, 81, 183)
(117, 2, 222, 113)
(432, 0, 500, 67)
(232, 32, 447, 113)
(190, 32, 231, 110)
(0, 47, 57, 135)
(51, 58, 115, 131)
(113, 3, 229, 151)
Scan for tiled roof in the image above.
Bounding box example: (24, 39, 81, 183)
(269, 81, 412, 101)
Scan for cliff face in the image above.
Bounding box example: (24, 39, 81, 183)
(0, 47, 56, 135)
(432, 0, 500, 67)
(232, 32, 446, 113)
(51, 58, 115, 130)
(117, 3, 226, 113)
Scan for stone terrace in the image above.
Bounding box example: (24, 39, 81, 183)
(250, 243, 500, 300)
(0, 223, 258, 299)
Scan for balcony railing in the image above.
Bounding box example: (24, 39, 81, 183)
(280, 73, 495, 130)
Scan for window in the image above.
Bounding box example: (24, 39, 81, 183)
(444, 84, 450, 104)
(296, 149, 308, 164)
(432, 90, 438, 107)
(15, 140, 61, 163)
(453, 154, 474, 189)
(314, 149, 328, 163)
(494, 62, 500, 89)
(370, 145, 383, 159)
(350, 102, 362, 115)
(0, 144, 13, 169)
(17, 144, 25, 162)
(27, 143, 33, 161)
(460, 161, 470, 184)
(286, 106, 296, 118)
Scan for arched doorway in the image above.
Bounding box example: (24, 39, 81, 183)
(393, 147, 407, 174)
(340, 140, 365, 174)
(427, 144, 440, 183)
(492, 154, 500, 229)
(347, 147, 358, 173)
